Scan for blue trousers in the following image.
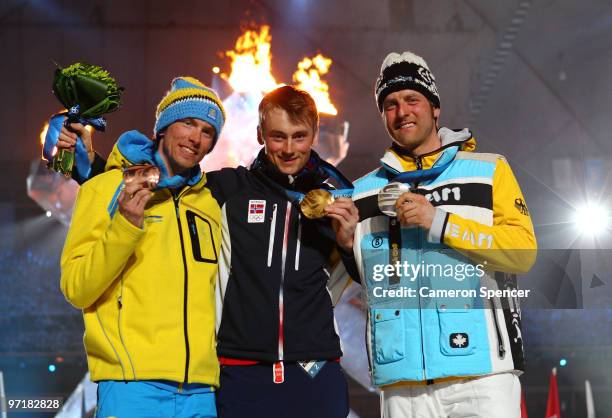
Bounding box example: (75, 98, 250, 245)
(215, 362, 349, 418)
(95, 380, 217, 418)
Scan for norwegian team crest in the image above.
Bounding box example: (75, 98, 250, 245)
(248, 200, 266, 223)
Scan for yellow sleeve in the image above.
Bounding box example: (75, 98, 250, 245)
(427, 157, 537, 273)
(60, 176, 145, 309)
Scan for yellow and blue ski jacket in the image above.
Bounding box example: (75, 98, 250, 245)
(61, 135, 221, 386)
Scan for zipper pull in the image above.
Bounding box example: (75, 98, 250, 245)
(416, 156, 423, 170)
(173, 195, 180, 219)
(273, 361, 284, 384)
(117, 296, 123, 309)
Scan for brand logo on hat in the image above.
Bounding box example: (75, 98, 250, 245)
(208, 107, 217, 120)
(418, 67, 434, 85)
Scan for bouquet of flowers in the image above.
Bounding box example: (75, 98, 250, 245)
(45, 62, 123, 176)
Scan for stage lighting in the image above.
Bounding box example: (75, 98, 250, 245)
(48, 364, 56, 372)
(573, 204, 610, 235)
(45, 211, 52, 217)
(560, 358, 568, 367)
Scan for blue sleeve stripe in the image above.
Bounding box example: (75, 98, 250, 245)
(107, 181, 124, 218)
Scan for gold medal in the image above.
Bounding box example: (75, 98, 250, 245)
(300, 189, 334, 219)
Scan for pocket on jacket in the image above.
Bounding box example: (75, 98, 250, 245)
(186, 210, 218, 263)
(437, 303, 476, 356)
(373, 309, 405, 364)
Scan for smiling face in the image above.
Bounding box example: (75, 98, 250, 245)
(158, 118, 215, 176)
(382, 88, 441, 155)
(258, 107, 316, 175)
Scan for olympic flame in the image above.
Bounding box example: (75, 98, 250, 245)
(39, 122, 58, 158)
(225, 25, 280, 94)
(40, 123, 48, 146)
(293, 54, 338, 115)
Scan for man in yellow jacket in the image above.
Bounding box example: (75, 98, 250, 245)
(60, 77, 225, 418)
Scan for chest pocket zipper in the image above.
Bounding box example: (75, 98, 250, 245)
(267, 204, 278, 267)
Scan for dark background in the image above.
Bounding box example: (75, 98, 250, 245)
(1, 0, 612, 416)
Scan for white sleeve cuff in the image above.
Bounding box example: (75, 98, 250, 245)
(427, 208, 449, 244)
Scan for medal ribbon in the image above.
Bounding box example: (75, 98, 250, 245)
(254, 155, 354, 206)
(383, 146, 458, 286)
(283, 158, 354, 204)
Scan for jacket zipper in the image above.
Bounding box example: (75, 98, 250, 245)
(268, 204, 278, 267)
(173, 192, 191, 384)
(415, 156, 423, 170)
(492, 304, 506, 358)
(117, 281, 136, 379)
(413, 170, 427, 380)
(278, 202, 292, 362)
(294, 213, 302, 271)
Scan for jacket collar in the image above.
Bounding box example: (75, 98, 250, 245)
(250, 148, 329, 192)
(380, 127, 474, 174)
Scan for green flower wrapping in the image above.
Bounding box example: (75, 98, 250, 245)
(53, 62, 123, 118)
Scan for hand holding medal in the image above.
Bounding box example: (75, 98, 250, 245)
(123, 164, 161, 191)
(297, 160, 358, 252)
(377, 182, 411, 217)
(378, 182, 434, 229)
(118, 165, 158, 228)
(300, 189, 335, 219)
(300, 190, 358, 252)
(323, 197, 359, 253)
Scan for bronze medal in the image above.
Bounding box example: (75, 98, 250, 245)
(123, 164, 161, 190)
(300, 189, 334, 219)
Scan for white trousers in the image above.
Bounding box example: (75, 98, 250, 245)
(380, 373, 521, 418)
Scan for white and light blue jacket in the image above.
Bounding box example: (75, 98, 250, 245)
(352, 128, 532, 387)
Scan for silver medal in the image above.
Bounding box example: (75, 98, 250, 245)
(377, 182, 411, 217)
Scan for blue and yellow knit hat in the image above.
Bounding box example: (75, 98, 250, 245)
(154, 76, 226, 147)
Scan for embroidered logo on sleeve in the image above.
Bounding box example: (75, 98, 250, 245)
(514, 198, 530, 216)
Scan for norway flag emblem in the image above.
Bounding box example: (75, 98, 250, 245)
(248, 200, 266, 223)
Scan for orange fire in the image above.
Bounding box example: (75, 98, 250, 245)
(293, 54, 338, 115)
(224, 25, 280, 94)
(39, 122, 57, 158)
(40, 123, 49, 146)
(221, 26, 338, 115)
(39, 119, 94, 159)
